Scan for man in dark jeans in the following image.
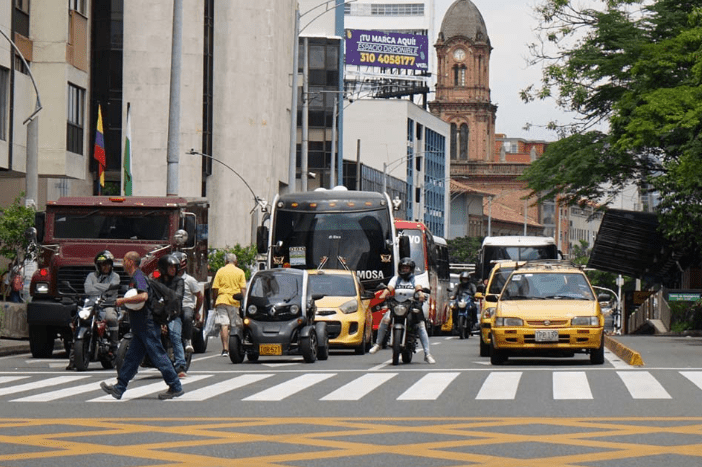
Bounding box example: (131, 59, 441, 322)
(100, 251, 184, 400)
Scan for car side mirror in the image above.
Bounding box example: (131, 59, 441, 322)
(485, 294, 498, 303)
(597, 293, 611, 302)
(361, 291, 375, 300)
(311, 293, 325, 301)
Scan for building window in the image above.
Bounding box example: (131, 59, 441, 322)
(346, 3, 424, 16)
(0, 67, 7, 141)
(67, 83, 85, 154)
(453, 65, 466, 86)
(15, 0, 29, 13)
(459, 123, 469, 160)
(69, 0, 86, 15)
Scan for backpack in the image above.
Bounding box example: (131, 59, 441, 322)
(148, 279, 180, 325)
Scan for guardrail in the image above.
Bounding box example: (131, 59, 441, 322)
(627, 289, 670, 333)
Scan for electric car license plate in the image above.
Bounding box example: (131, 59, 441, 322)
(259, 344, 282, 356)
(535, 330, 559, 342)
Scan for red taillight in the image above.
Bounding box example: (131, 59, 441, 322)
(39, 268, 49, 277)
(153, 270, 161, 279)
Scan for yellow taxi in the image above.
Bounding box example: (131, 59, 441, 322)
(485, 260, 605, 365)
(308, 269, 375, 354)
(474, 260, 524, 357)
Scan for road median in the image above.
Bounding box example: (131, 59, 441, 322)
(605, 335, 644, 366)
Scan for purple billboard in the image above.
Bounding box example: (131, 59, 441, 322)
(345, 29, 428, 71)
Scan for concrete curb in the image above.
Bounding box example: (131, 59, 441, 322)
(605, 335, 644, 366)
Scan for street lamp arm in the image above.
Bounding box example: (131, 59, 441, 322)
(300, 0, 356, 33)
(0, 28, 42, 123)
(187, 149, 268, 213)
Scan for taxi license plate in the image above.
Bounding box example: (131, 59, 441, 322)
(535, 330, 559, 342)
(259, 344, 282, 356)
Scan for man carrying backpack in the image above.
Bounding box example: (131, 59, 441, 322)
(100, 251, 183, 400)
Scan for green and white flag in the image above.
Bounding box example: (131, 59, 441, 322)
(123, 103, 133, 196)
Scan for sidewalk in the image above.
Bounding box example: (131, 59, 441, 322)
(0, 338, 30, 357)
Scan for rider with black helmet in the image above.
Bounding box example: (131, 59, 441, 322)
(368, 257, 436, 364)
(450, 270, 478, 333)
(67, 251, 121, 370)
(156, 254, 186, 377)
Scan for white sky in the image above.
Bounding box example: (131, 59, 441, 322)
(434, 0, 573, 142)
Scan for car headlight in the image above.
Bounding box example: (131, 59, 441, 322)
(35, 282, 49, 294)
(571, 316, 599, 326)
(482, 307, 496, 319)
(290, 304, 300, 314)
(339, 299, 358, 314)
(247, 305, 257, 315)
(494, 317, 523, 327)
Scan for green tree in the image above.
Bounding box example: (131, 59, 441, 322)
(208, 244, 257, 280)
(0, 195, 36, 261)
(521, 0, 702, 254)
(447, 236, 483, 264)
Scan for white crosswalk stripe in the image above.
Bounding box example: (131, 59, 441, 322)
(475, 372, 522, 400)
(397, 372, 460, 400)
(321, 373, 397, 401)
(617, 371, 671, 399)
(243, 373, 336, 401)
(553, 372, 593, 400)
(1, 370, 702, 403)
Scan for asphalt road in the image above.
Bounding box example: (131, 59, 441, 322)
(1, 334, 701, 466)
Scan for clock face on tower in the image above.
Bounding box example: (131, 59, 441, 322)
(453, 48, 466, 62)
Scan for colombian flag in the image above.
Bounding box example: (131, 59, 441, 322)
(94, 105, 106, 191)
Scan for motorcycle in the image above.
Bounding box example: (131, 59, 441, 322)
(381, 286, 430, 366)
(71, 283, 126, 371)
(450, 289, 478, 340)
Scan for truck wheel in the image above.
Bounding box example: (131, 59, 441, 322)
(192, 310, 209, 353)
(29, 326, 54, 358)
(74, 338, 91, 371)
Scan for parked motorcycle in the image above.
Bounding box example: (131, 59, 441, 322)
(71, 283, 126, 371)
(381, 286, 430, 366)
(450, 289, 478, 340)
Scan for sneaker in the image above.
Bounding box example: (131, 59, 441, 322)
(184, 340, 194, 353)
(100, 381, 123, 400)
(221, 350, 229, 357)
(158, 387, 185, 400)
(368, 344, 381, 354)
(178, 371, 187, 378)
(424, 354, 436, 364)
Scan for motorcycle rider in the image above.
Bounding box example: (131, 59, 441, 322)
(450, 271, 477, 332)
(368, 257, 436, 364)
(156, 254, 186, 377)
(172, 252, 203, 358)
(66, 250, 120, 370)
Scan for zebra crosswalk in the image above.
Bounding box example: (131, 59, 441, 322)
(1, 370, 701, 403)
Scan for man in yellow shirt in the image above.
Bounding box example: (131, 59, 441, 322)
(212, 253, 247, 357)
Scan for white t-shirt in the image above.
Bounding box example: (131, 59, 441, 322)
(388, 275, 416, 302)
(182, 273, 201, 309)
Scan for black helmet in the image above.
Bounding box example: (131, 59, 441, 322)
(398, 257, 415, 280)
(172, 251, 188, 271)
(157, 254, 179, 278)
(94, 250, 114, 273)
(459, 271, 471, 283)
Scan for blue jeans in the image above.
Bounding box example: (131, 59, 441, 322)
(116, 313, 181, 395)
(375, 311, 432, 355)
(168, 317, 187, 370)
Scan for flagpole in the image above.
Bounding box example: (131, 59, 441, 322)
(123, 102, 133, 196)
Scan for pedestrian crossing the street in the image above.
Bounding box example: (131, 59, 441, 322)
(1, 370, 700, 403)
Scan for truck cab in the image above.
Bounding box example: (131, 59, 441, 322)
(27, 196, 210, 358)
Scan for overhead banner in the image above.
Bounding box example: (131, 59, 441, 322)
(345, 29, 428, 71)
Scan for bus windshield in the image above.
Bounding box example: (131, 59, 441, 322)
(399, 228, 426, 274)
(272, 208, 394, 283)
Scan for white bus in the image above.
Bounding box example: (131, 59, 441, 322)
(477, 236, 561, 281)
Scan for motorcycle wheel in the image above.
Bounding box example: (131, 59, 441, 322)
(74, 338, 91, 371)
(192, 310, 209, 354)
(100, 350, 115, 370)
(401, 347, 413, 363)
(228, 335, 244, 364)
(301, 330, 318, 363)
(114, 337, 130, 373)
(392, 328, 402, 366)
(458, 316, 465, 340)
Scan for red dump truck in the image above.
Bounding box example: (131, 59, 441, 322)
(26, 196, 210, 358)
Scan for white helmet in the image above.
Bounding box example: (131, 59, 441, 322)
(123, 288, 144, 310)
